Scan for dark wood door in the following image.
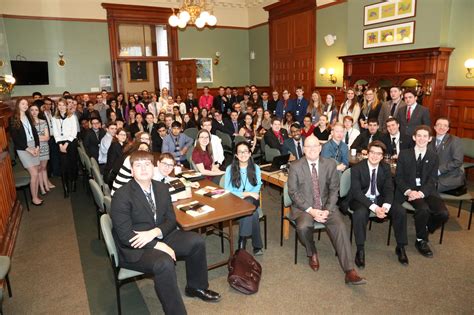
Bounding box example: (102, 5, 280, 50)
(170, 60, 197, 99)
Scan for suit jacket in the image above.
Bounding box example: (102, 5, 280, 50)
(10, 117, 40, 150)
(83, 128, 106, 160)
(429, 134, 465, 190)
(378, 100, 406, 132)
(275, 99, 293, 119)
(268, 99, 279, 115)
(110, 179, 177, 263)
(291, 98, 309, 124)
(184, 98, 198, 113)
(349, 160, 394, 209)
(129, 122, 145, 139)
(395, 148, 439, 200)
(281, 137, 305, 158)
(213, 94, 231, 113)
(396, 104, 431, 137)
(351, 131, 383, 152)
(224, 118, 241, 137)
(381, 132, 414, 156)
(288, 157, 339, 215)
(263, 128, 289, 153)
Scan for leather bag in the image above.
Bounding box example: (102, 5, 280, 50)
(227, 249, 262, 294)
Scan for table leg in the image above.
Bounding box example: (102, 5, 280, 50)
(207, 219, 234, 270)
(283, 207, 290, 240)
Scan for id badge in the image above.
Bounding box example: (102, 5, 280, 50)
(415, 178, 421, 186)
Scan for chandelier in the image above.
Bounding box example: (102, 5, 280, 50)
(0, 74, 16, 95)
(168, 0, 217, 29)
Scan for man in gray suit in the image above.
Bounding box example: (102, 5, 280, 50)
(396, 89, 431, 137)
(378, 86, 406, 132)
(288, 135, 366, 285)
(431, 117, 465, 192)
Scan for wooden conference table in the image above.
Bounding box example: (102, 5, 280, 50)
(172, 179, 255, 270)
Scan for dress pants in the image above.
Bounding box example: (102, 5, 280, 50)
(408, 195, 449, 240)
(239, 196, 263, 249)
(120, 230, 208, 315)
(59, 140, 78, 183)
(350, 199, 408, 247)
(292, 209, 353, 272)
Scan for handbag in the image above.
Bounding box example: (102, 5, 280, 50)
(227, 249, 262, 295)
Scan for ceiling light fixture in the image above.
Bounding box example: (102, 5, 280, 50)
(168, 0, 217, 29)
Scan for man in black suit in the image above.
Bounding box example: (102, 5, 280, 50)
(349, 141, 408, 267)
(213, 86, 231, 114)
(83, 117, 105, 161)
(381, 117, 414, 158)
(151, 122, 167, 153)
(184, 90, 198, 113)
(378, 86, 406, 132)
(263, 117, 289, 153)
(396, 89, 431, 137)
(224, 110, 241, 138)
(211, 110, 226, 135)
(144, 112, 157, 135)
(230, 87, 243, 105)
(268, 90, 279, 116)
(351, 118, 382, 154)
(111, 151, 221, 314)
(282, 122, 305, 160)
(394, 125, 449, 258)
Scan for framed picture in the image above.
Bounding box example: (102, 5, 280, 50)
(128, 61, 148, 82)
(364, 0, 416, 26)
(182, 58, 213, 83)
(363, 21, 415, 49)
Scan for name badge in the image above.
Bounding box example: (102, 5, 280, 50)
(369, 195, 376, 203)
(416, 178, 421, 186)
(296, 110, 300, 116)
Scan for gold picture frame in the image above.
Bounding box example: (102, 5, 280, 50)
(363, 21, 415, 49)
(128, 61, 149, 82)
(364, 0, 416, 26)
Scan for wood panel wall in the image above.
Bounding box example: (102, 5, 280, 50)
(443, 86, 474, 138)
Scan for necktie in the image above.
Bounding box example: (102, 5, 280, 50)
(161, 178, 165, 183)
(416, 153, 423, 179)
(390, 102, 397, 117)
(345, 131, 349, 144)
(370, 168, 376, 199)
(311, 163, 322, 210)
(436, 138, 441, 148)
(369, 135, 373, 144)
(233, 121, 238, 133)
(144, 190, 156, 218)
(296, 141, 303, 159)
(407, 106, 412, 122)
(95, 130, 99, 141)
(392, 137, 397, 155)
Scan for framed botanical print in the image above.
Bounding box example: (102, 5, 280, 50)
(364, 0, 416, 26)
(364, 21, 415, 49)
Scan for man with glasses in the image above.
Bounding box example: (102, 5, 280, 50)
(321, 123, 349, 172)
(275, 89, 292, 119)
(111, 151, 221, 315)
(288, 135, 366, 284)
(349, 141, 408, 267)
(83, 117, 105, 161)
(153, 153, 177, 183)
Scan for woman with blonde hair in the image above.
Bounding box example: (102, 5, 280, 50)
(307, 90, 324, 125)
(358, 88, 382, 128)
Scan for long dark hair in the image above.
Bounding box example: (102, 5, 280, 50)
(230, 141, 257, 189)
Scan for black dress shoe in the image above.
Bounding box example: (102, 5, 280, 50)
(415, 240, 433, 258)
(355, 249, 365, 269)
(395, 246, 409, 265)
(237, 236, 247, 250)
(185, 288, 221, 302)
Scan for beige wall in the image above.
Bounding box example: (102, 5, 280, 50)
(120, 61, 155, 95)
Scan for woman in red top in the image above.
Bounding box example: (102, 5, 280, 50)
(300, 114, 315, 138)
(192, 129, 225, 183)
(239, 113, 257, 152)
(198, 86, 214, 110)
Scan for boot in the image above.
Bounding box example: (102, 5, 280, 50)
(237, 237, 247, 250)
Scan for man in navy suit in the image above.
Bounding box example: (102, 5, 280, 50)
(349, 141, 408, 267)
(292, 86, 309, 124)
(282, 123, 305, 160)
(396, 89, 431, 137)
(394, 125, 449, 258)
(111, 151, 221, 314)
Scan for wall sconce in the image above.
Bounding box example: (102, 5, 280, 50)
(213, 51, 220, 65)
(465, 58, 474, 79)
(58, 51, 66, 67)
(319, 67, 337, 84)
(250, 50, 255, 60)
(424, 82, 432, 96)
(0, 74, 16, 95)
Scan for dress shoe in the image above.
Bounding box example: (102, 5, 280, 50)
(185, 287, 221, 302)
(237, 237, 247, 250)
(253, 248, 263, 256)
(308, 253, 320, 271)
(395, 246, 409, 265)
(415, 240, 433, 258)
(354, 249, 365, 269)
(345, 269, 367, 285)
(31, 200, 44, 206)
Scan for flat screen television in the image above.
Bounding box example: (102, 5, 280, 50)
(11, 61, 49, 85)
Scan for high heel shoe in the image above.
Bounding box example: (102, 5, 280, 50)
(237, 237, 247, 250)
(32, 200, 44, 206)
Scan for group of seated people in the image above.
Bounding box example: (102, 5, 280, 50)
(9, 84, 466, 314)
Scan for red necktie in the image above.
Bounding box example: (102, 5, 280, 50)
(407, 106, 412, 122)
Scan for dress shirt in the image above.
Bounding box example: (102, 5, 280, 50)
(390, 132, 401, 155)
(293, 139, 304, 159)
(406, 103, 417, 119)
(344, 128, 360, 148)
(52, 116, 78, 142)
(404, 146, 428, 197)
(320, 139, 349, 167)
(365, 161, 391, 212)
(152, 168, 175, 183)
(98, 132, 113, 164)
(211, 135, 225, 164)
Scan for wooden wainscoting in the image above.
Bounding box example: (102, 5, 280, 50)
(443, 86, 474, 138)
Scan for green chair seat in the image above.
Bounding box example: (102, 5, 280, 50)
(0, 256, 10, 279)
(118, 268, 144, 281)
(15, 176, 30, 188)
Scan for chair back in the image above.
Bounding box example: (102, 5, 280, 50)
(82, 151, 92, 174)
(217, 130, 233, 151)
(283, 182, 292, 207)
(185, 146, 199, 171)
(265, 145, 280, 163)
(91, 161, 105, 187)
(100, 214, 119, 267)
(183, 127, 198, 140)
(78, 140, 86, 152)
(104, 196, 112, 213)
(219, 173, 226, 188)
(89, 179, 105, 212)
(339, 168, 351, 198)
(461, 138, 474, 159)
(234, 135, 247, 144)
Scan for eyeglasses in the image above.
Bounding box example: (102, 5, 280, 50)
(160, 162, 175, 168)
(237, 150, 250, 155)
(368, 150, 383, 156)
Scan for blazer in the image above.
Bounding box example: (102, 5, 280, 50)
(358, 102, 382, 125)
(263, 128, 289, 153)
(396, 104, 431, 137)
(351, 131, 383, 152)
(103, 141, 124, 183)
(275, 99, 293, 119)
(395, 148, 439, 200)
(10, 117, 40, 150)
(378, 100, 406, 132)
(83, 128, 106, 160)
(349, 160, 394, 209)
(288, 156, 339, 215)
(110, 179, 177, 263)
(381, 132, 414, 156)
(213, 94, 231, 114)
(282, 137, 305, 158)
(291, 98, 309, 124)
(128, 122, 145, 139)
(184, 98, 198, 113)
(429, 134, 465, 190)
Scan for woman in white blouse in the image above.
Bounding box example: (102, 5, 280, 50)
(338, 88, 361, 130)
(51, 98, 78, 197)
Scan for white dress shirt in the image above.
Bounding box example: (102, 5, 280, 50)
(51, 115, 78, 142)
(365, 161, 391, 212)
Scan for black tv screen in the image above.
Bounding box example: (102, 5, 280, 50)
(11, 61, 49, 85)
